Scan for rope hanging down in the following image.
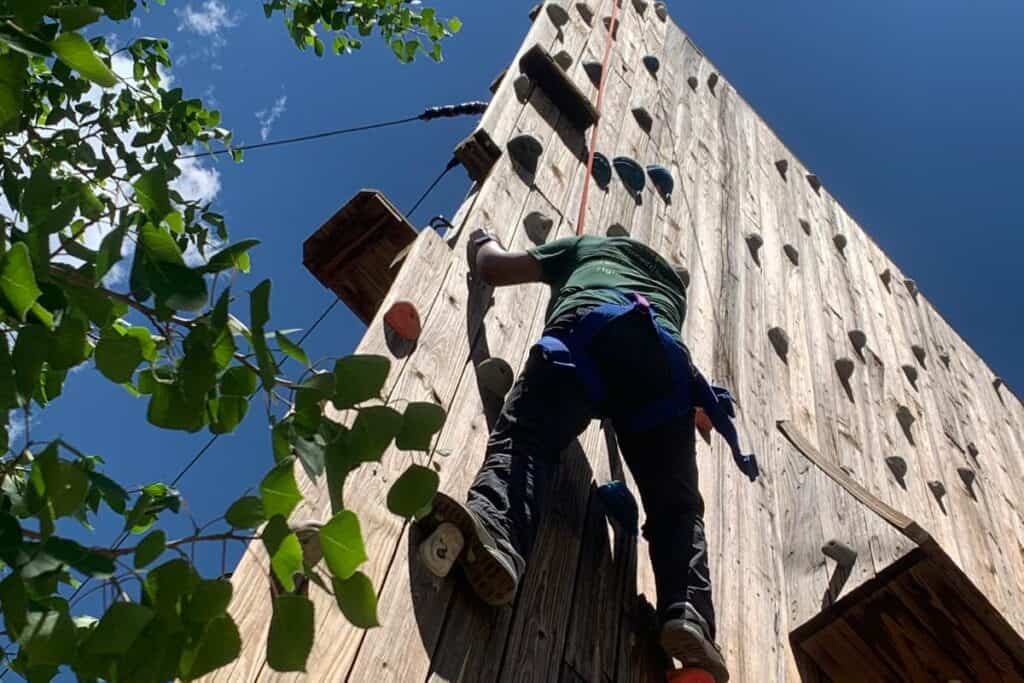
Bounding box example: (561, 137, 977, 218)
(181, 101, 489, 159)
(576, 0, 621, 235)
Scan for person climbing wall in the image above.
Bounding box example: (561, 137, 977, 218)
(420, 228, 759, 683)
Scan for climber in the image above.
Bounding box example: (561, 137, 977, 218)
(425, 228, 758, 683)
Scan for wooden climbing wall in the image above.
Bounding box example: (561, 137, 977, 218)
(209, 1, 1024, 680)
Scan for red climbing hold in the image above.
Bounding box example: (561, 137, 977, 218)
(695, 407, 713, 445)
(667, 667, 715, 683)
(384, 301, 422, 342)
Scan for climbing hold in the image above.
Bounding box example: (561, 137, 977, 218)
(477, 357, 515, 398)
(631, 0, 648, 14)
(673, 266, 690, 289)
(553, 50, 573, 71)
(613, 156, 646, 194)
(939, 352, 951, 369)
(746, 233, 764, 264)
(967, 442, 979, 460)
(632, 105, 653, 133)
(797, 219, 810, 236)
(686, 76, 699, 91)
(928, 480, 947, 505)
(957, 467, 977, 498)
(654, 1, 668, 20)
(848, 329, 867, 354)
(806, 174, 822, 194)
(768, 326, 789, 362)
(646, 164, 674, 201)
(775, 159, 789, 180)
(547, 2, 571, 27)
(912, 344, 927, 367)
(783, 244, 799, 266)
(904, 278, 919, 302)
(706, 72, 719, 93)
(835, 357, 855, 383)
(384, 301, 422, 343)
(901, 364, 919, 389)
(591, 152, 612, 189)
(879, 268, 892, 291)
(603, 16, 620, 38)
(833, 234, 847, 255)
(642, 55, 660, 77)
(576, 1, 594, 24)
(666, 668, 715, 683)
(993, 377, 1005, 391)
(885, 456, 908, 487)
(508, 133, 543, 176)
(606, 223, 629, 238)
(583, 61, 603, 86)
(513, 74, 532, 103)
(597, 480, 639, 536)
(896, 405, 915, 442)
(822, 539, 858, 568)
(528, 4, 542, 21)
(523, 211, 554, 244)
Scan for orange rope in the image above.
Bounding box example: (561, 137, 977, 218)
(576, 0, 620, 235)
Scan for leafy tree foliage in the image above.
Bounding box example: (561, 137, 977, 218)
(0, 0, 457, 679)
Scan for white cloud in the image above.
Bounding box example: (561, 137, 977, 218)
(176, 1, 238, 38)
(255, 95, 288, 142)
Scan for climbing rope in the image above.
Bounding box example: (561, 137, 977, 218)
(576, 0, 621, 235)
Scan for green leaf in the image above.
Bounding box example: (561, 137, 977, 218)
(386, 464, 439, 519)
(134, 530, 166, 569)
(95, 330, 143, 384)
(88, 471, 128, 514)
(135, 171, 173, 219)
(261, 516, 303, 594)
(0, 52, 27, 130)
(0, 19, 53, 58)
(225, 495, 264, 529)
(48, 316, 90, 370)
(201, 239, 259, 274)
(0, 573, 28, 639)
(12, 0, 46, 31)
(266, 595, 314, 672)
(250, 279, 271, 330)
(77, 184, 104, 221)
(0, 242, 42, 321)
(184, 579, 232, 624)
(36, 446, 89, 518)
(43, 536, 115, 577)
(319, 510, 367, 581)
(12, 324, 49, 404)
(51, 32, 117, 88)
(148, 261, 208, 312)
(147, 379, 207, 432)
(332, 572, 379, 629)
(144, 558, 199, 618)
(447, 17, 462, 33)
(19, 609, 76, 667)
(260, 459, 301, 520)
(96, 225, 126, 280)
(58, 6, 105, 32)
(348, 406, 402, 464)
(395, 402, 446, 451)
(275, 331, 309, 367)
(332, 355, 390, 409)
(139, 222, 183, 265)
(179, 614, 240, 681)
(211, 395, 248, 434)
(221, 366, 258, 396)
(83, 602, 154, 655)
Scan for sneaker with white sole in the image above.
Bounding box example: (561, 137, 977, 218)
(660, 605, 729, 683)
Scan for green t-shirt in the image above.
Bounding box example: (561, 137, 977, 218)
(527, 235, 687, 336)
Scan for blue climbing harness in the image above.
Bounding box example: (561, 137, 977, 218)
(533, 292, 760, 483)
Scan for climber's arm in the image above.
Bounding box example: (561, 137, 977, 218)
(470, 229, 543, 286)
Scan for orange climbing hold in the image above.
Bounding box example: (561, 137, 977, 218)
(384, 300, 422, 342)
(666, 667, 715, 683)
(695, 407, 713, 444)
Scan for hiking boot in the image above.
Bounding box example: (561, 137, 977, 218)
(660, 604, 729, 683)
(423, 492, 520, 607)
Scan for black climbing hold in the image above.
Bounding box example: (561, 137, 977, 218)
(673, 266, 690, 289)
(576, 1, 594, 24)
(607, 223, 629, 238)
(643, 55, 660, 76)
(478, 357, 515, 399)
(904, 278, 919, 302)
(885, 456, 908, 488)
(927, 480, 946, 503)
(896, 405, 916, 441)
(833, 234, 847, 254)
(631, 0, 648, 13)
(967, 442, 979, 460)
(603, 16, 620, 38)
(806, 174, 822, 194)
(518, 45, 598, 130)
(547, 2, 571, 27)
(746, 233, 763, 264)
(632, 105, 653, 133)
(553, 50, 573, 70)
(528, 4, 542, 21)
(939, 352, 951, 369)
(513, 74, 532, 103)
(799, 219, 810, 235)
(591, 152, 612, 189)
(654, 1, 668, 20)
(783, 244, 799, 266)
(508, 133, 543, 176)
(879, 268, 892, 290)
(613, 156, 646, 194)
(686, 76, 699, 91)
(768, 326, 789, 362)
(822, 540, 857, 568)
(835, 358, 855, 383)
(912, 344, 927, 367)
(775, 159, 789, 180)
(902, 364, 919, 389)
(523, 211, 554, 244)
(707, 72, 719, 93)
(848, 329, 867, 354)
(646, 164, 674, 201)
(583, 61, 603, 86)
(957, 467, 977, 499)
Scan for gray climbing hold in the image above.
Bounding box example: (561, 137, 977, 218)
(746, 233, 764, 263)
(806, 174, 822, 194)
(478, 357, 515, 398)
(957, 467, 977, 496)
(613, 156, 646, 193)
(822, 539, 858, 568)
(632, 105, 653, 133)
(547, 2, 571, 27)
(583, 61, 603, 86)
(646, 164, 674, 201)
(553, 50, 573, 71)
(607, 223, 629, 238)
(799, 218, 811, 235)
(508, 133, 543, 175)
(880, 268, 892, 290)
(835, 358, 855, 383)
(928, 480, 946, 503)
(523, 211, 554, 244)
(912, 344, 927, 367)
(904, 278, 919, 301)
(833, 234, 847, 254)
(654, 1, 668, 20)
(513, 74, 532, 103)
(591, 152, 612, 189)
(576, 1, 595, 24)
(768, 326, 789, 362)
(686, 76, 698, 91)
(707, 72, 719, 93)
(643, 55, 660, 77)
(902, 364, 919, 388)
(674, 266, 690, 289)
(848, 329, 867, 354)
(783, 244, 799, 266)
(939, 352, 951, 369)
(896, 405, 915, 435)
(967, 442, 979, 459)
(775, 159, 789, 179)
(885, 456, 908, 485)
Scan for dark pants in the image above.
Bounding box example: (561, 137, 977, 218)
(466, 306, 716, 638)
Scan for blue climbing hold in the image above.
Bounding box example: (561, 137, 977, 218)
(597, 480, 639, 536)
(591, 152, 612, 189)
(642, 55, 660, 76)
(646, 164, 674, 201)
(613, 156, 646, 194)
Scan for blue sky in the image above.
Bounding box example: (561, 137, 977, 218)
(27, 0, 1023, 601)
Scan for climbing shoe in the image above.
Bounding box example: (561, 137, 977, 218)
(422, 492, 520, 607)
(660, 605, 729, 683)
